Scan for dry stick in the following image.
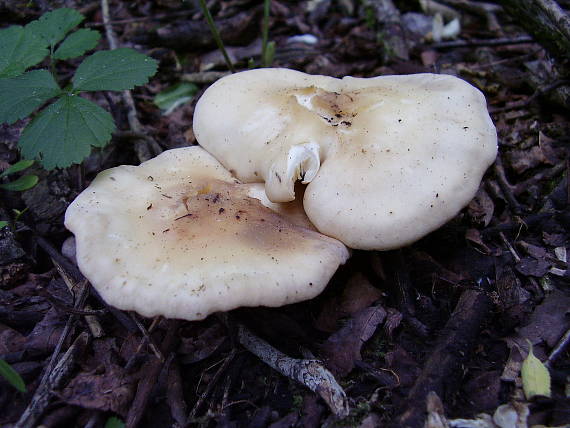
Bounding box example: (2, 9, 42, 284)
(166, 355, 188, 426)
(130, 314, 164, 362)
(490, 80, 570, 113)
(430, 35, 534, 49)
(100, 0, 162, 163)
(53, 260, 104, 338)
(188, 349, 237, 420)
(34, 234, 137, 332)
(237, 325, 349, 418)
(126, 320, 180, 428)
(396, 289, 492, 428)
(182, 71, 231, 84)
(15, 333, 89, 428)
(499, 232, 544, 296)
(493, 156, 523, 215)
(546, 327, 570, 368)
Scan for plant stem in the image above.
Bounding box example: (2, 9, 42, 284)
(197, 0, 235, 73)
(261, 0, 271, 67)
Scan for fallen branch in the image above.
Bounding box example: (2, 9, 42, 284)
(396, 289, 492, 427)
(126, 320, 180, 428)
(15, 333, 89, 428)
(498, 0, 570, 64)
(430, 35, 534, 48)
(237, 325, 349, 418)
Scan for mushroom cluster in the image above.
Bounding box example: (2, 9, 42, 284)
(65, 68, 497, 321)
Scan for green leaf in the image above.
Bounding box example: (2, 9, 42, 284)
(153, 82, 198, 114)
(72, 48, 158, 91)
(54, 29, 101, 60)
(26, 8, 84, 48)
(0, 160, 35, 178)
(0, 70, 61, 125)
(0, 221, 8, 229)
(104, 416, 125, 428)
(0, 175, 38, 191)
(521, 341, 551, 399)
(19, 95, 115, 169)
(0, 359, 26, 392)
(0, 26, 49, 78)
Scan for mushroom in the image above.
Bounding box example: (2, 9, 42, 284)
(65, 146, 349, 321)
(193, 68, 498, 250)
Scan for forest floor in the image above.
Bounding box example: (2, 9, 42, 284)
(0, 1, 569, 427)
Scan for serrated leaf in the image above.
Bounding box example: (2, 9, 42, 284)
(26, 8, 84, 48)
(0, 70, 61, 125)
(54, 29, 101, 60)
(0, 359, 26, 392)
(72, 48, 158, 91)
(0, 26, 49, 78)
(104, 417, 125, 428)
(0, 221, 8, 229)
(521, 341, 551, 399)
(0, 160, 35, 178)
(154, 82, 198, 114)
(0, 175, 38, 191)
(19, 95, 115, 169)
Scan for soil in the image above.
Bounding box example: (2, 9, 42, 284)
(0, 1, 569, 427)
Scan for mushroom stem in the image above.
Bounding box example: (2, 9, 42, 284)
(265, 142, 320, 202)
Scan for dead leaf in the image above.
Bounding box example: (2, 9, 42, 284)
(315, 272, 383, 332)
(512, 290, 570, 348)
(59, 364, 135, 416)
(179, 323, 226, 364)
(320, 305, 386, 376)
(521, 341, 551, 399)
(515, 257, 551, 277)
(467, 188, 494, 227)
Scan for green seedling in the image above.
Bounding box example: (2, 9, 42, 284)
(0, 159, 38, 191)
(104, 416, 125, 428)
(0, 358, 26, 393)
(0, 8, 158, 169)
(261, 0, 276, 67)
(153, 82, 198, 115)
(197, 0, 235, 72)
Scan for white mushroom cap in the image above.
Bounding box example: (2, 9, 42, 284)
(64, 147, 349, 320)
(193, 69, 497, 250)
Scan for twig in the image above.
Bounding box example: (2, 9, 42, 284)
(100, 0, 162, 163)
(493, 156, 523, 215)
(53, 260, 104, 338)
(197, 0, 235, 73)
(131, 314, 164, 362)
(237, 325, 349, 418)
(126, 320, 180, 428)
(546, 328, 570, 368)
(181, 71, 231, 84)
(87, 10, 194, 27)
(430, 35, 534, 49)
(188, 349, 237, 420)
(166, 355, 187, 427)
(15, 333, 89, 428)
(34, 233, 137, 332)
(490, 80, 570, 113)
